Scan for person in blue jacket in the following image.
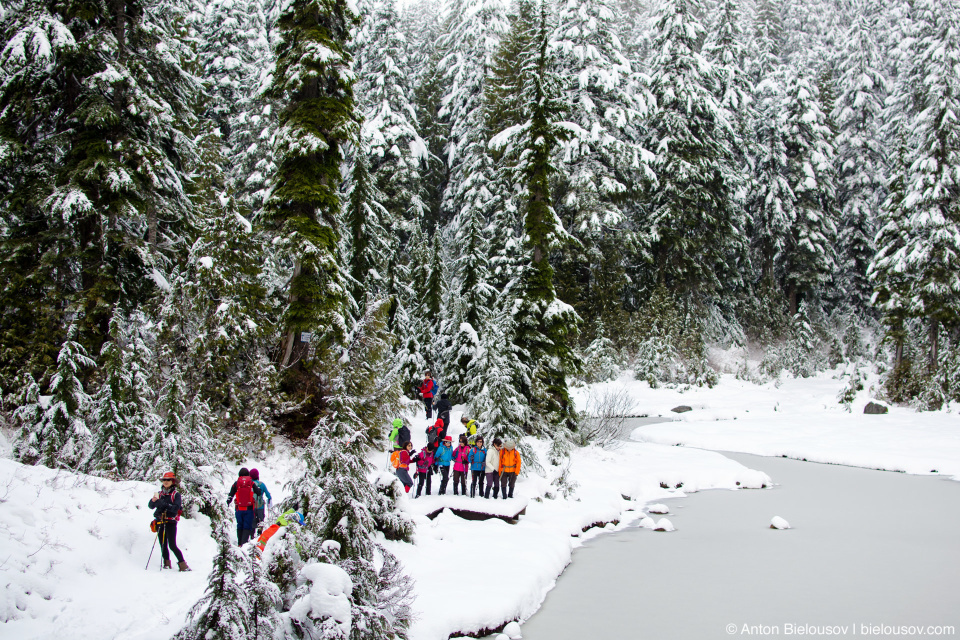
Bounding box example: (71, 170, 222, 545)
(468, 436, 487, 498)
(434, 435, 454, 495)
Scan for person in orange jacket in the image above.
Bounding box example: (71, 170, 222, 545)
(498, 439, 521, 499)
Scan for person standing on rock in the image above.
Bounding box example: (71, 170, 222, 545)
(498, 440, 521, 499)
(149, 471, 190, 571)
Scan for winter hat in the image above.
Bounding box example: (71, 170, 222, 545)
(239, 467, 250, 476)
(393, 418, 403, 428)
(160, 471, 177, 482)
(503, 439, 516, 450)
(250, 468, 259, 480)
(441, 393, 448, 399)
(443, 435, 453, 442)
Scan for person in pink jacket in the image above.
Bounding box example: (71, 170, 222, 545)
(452, 434, 471, 496)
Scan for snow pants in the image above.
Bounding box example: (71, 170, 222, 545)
(484, 471, 499, 498)
(416, 470, 432, 497)
(423, 396, 433, 419)
(158, 520, 185, 565)
(396, 468, 414, 493)
(438, 466, 450, 494)
(470, 470, 484, 497)
(500, 472, 517, 499)
(453, 470, 467, 495)
(236, 508, 256, 546)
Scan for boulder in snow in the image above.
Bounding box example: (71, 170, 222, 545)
(647, 503, 669, 514)
(638, 516, 656, 529)
(863, 402, 888, 415)
(653, 518, 675, 532)
(770, 516, 791, 530)
(503, 621, 523, 638)
(671, 405, 692, 413)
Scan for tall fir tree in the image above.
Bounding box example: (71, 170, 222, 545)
(266, 0, 357, 369)
(493, 2, 580, 433)
(641, 0, 744, 297)
(832, 1, 888, 307)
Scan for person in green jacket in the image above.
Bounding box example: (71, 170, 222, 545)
(389, 418, 410, 451)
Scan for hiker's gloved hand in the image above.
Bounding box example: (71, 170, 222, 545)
(226, 498, 232, 506)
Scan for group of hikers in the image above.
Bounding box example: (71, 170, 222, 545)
(393, 372, 523, 500)
(148, 466, 294, 571)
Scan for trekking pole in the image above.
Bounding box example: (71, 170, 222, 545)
(158, 515, 167, 571)
(145, 528, 159, 570)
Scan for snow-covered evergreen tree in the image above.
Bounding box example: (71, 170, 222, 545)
(16, 330, 95, 469)
(781, 71, 837, 314)
(832, 1, 888, 307)
(493, 2, 580, 433)
(641, 0, 744, 297)
(871, 0, 960, 371)
(266, 0, 357, 368)
(344, 146, 395, 306)
(11, 374, 44, 465)
(175, 509, 255, 640)
(0, 0, 202, 368)
(285, 299, 411, 640)
(354, 0, 427, 229)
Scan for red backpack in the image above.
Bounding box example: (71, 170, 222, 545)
(235, 476, 255, 510)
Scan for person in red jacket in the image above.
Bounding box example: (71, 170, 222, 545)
(396, 441, 415, 493)
(419, 371, 437, 419)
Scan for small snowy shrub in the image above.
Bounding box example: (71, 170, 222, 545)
(575, 387, 636, 449)
(837, 364, 865, 408)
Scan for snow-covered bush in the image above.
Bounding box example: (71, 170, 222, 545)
(574, 386, 636, 449)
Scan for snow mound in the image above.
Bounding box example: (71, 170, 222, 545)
(770, 516, 791, 530)
(638, 516, 656, 529)
(653, 518, 675, 532)
(503, 620, 523, 638)
(647, 503, 669, 514)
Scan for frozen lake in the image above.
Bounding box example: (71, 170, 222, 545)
(520, 452, 960, 639)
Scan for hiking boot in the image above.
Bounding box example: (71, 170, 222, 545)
(178, 561, 192, 572)
(162, 560, 172, 570)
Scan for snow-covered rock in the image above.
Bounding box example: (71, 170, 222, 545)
(647, 503, 669, 514)
(770, 516, 791, 530)
(503, 620, 523, 638)
(654, 518, 675, 532)
(638, 517, 656, 529)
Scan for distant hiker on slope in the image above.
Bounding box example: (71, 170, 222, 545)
(434, 393, 452, 436)
(227, 467, 263, 546)
(149, 471, 190, 571)
(419, 372, 437, 419)
(250, 468, 273, 532)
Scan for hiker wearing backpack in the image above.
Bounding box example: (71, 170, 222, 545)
(426, 417, 443, 448)
(452, 434, 471, 496)
(395, 441, 415, 493)
(435, 435, 454, 494)
(149, 471, 190, 571)
(227, 467, 263, 546)
(419, 372, 437, 418)
(434, 393, 452, 435)
(468, 436, 487, 498)
(484, 438, 502, 499)
(499, 440, 521, 499)
(413, 443, 436, 498)
(250, 468, 273, 531)
(460, 415, 480, 445)
(389, 418, 410, 452)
